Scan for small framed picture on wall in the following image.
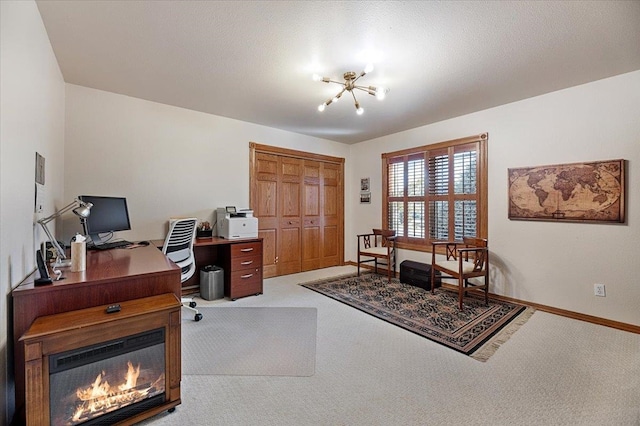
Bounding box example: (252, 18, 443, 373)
(360, 177, 370, 192)
(360, 192, 371, 203)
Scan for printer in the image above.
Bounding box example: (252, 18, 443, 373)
(216, 207, 258, 239)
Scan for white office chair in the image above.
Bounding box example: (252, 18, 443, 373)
(162, 217, 203, 321)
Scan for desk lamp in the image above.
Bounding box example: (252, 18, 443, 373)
(37, 198, 93, 268)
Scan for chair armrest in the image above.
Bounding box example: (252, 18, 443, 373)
(357, 233, 375, 238)
(456, 247, 488, 253)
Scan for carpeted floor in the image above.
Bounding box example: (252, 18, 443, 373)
(301, 272, 534, 361)
(181, 307, 317, 376)
(137, 266, 640, 426)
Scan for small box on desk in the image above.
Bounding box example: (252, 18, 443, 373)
(400, 260, 441, 290)
(196, 229, 213, 239)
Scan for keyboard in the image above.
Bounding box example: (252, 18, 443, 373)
(90, 240, 133, 250)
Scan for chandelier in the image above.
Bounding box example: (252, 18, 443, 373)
(313, 64, 387, 115)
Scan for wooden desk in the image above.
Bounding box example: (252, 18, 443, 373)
(154, 236, 263, 300)
(12, 245, 181, 425)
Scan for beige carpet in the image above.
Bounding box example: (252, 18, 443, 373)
(181, 307, 317, 376)
(139, 266, 640, 426)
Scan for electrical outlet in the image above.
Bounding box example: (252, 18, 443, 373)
(594, 283, 606, 297)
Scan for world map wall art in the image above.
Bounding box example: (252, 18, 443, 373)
(508, 159, 625, 223)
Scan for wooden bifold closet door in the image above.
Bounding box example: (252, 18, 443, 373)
(250, 143, 344, 278)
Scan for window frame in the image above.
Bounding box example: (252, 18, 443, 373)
(381, 133, 488, 252)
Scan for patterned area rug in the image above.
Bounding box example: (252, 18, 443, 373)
(301, 273, 534, 361)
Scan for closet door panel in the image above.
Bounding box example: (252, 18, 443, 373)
(302, 161, 322, 271)
(278, 226, 301, 275)
(277, 157, 302, 275)
(253, 153, 279, 277)
(321, 163, 342, 267)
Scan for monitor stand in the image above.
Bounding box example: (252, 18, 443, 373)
(89, 233, 108, 247)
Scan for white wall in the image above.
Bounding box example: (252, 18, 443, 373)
(0, 1, 66, 423)
(350, 71, 640, 326)
(63, 85, 351, 242)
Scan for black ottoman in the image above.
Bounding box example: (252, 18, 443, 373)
(399, 260, 441, 290)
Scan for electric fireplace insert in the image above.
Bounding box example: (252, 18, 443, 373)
(49, 329, 165, 425)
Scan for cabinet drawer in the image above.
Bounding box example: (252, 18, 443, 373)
(231, 242, 262, 258)
(230, 254, 262, 271)
(231, 268, 262, 283)
(229, 268, 263, 299)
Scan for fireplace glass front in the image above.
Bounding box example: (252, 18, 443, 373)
(49, 328, 166, 425)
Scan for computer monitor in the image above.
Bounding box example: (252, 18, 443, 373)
(79, 195, 131, 245)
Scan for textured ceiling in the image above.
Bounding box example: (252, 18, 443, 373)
(36, 1, 640, 144)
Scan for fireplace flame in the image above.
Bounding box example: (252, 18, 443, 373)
(120, 361, 141, 391)
(70, 361, 164, 424)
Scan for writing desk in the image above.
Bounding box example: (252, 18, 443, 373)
(153, 236, 263, 300)
(11, 245, 181, 425)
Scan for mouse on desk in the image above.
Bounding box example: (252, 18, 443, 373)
(138, 241, 150, 246)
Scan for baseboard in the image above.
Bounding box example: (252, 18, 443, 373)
(346, 261, 640, 334)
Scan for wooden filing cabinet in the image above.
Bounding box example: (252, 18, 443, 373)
(225, 240, 263, 300)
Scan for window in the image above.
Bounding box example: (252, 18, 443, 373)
(382, 134, 487, 250)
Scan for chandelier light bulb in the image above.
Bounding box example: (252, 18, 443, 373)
(312, 73, 322, 82)
(357, 107, 364, 115)
(318, 103, 326, 112)
(376, 88, 386, 100)
(364, 63, 374, 73)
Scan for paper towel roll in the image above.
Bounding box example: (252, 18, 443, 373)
(71, 241, 86, 272)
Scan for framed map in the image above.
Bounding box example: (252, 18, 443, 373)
(508, 159, 625, 223)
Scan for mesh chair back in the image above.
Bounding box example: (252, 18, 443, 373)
(162, 218, 197, 266)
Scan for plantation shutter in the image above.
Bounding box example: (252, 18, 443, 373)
(382, 133, 487, 250)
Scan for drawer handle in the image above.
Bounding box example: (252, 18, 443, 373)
(241, 273, 254, 279)
(240, 248, 254, 252)
(240, 260, 253, 265)
(288, 221, 293, 225)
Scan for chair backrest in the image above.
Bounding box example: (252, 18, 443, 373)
(463, 237, 488, 271)
(373, 228, 396, 248)
(162, 218, 197, 264)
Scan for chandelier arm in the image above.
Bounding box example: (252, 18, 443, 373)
(350, 90, 359, 105)
(353, 86, 377, 96)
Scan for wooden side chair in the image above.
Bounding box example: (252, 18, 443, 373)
(357, 229, 397, 282)
(430, 237, 489, 310)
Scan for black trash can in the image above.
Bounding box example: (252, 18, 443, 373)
(399, 260, 441, 290)
(200, 265, 224, 300)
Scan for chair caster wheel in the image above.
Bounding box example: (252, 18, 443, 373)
(189, 301, 197, 308)
(168, 407, 176, 413)
(194, 313, 203, 321)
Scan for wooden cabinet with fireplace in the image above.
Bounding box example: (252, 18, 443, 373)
(20, 294, 181, 426)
